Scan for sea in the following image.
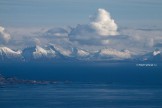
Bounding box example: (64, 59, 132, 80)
(0, 62, 162, 108)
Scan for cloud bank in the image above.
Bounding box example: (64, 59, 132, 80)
(1, 8, 162, 60)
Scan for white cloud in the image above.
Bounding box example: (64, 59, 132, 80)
(90, 8, 118, 36)
(119, 28, 162, 53)
(0, 26, 11, 44)
(44, 28, 68, 37)
(69, 8, 118, 45)
(5, 27, 70, 49)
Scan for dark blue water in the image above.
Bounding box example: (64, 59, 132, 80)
(0, 83, 162, 108)
(0, 62, 162, 107)
(0, 62, 162, 84)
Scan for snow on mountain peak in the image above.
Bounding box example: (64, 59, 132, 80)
(99, 48, 131, 59)
(0, 47, 20, 54)
(22, 45, 56, 60)
(76, 49, 90, 57)
(2, 45, 161, 62)
(52, 45, 72, 57)
(0, 47, 22, 60)
(33, 46, 48, 59)
(153, 50, 160, 56)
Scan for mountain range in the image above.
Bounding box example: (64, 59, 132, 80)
(0, 45, 161, 62)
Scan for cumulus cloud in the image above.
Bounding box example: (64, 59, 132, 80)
(90, 8, 118, 36)
(69, 8, 118, 45)
(0, 26, 11, 44)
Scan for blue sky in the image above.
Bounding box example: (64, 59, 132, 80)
(0, 0, 162, 27)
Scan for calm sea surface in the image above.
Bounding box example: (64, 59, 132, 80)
(0, 62, 162, 108)
(0, 83, 162, 108)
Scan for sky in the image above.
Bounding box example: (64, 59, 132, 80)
(0, 0, 162, 27)
(0, 0, 162, 58)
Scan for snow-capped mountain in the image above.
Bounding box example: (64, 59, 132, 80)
(72, 47, 90, 58)
(91, 48, 131, 60)
(22, 45, 56, 61)
(48, 44, 90, 59)
(153, 49, 161, 56)
(0, 47, 22, 61)
(0, 45, 161, 62)
(139, 49, 161, 62)
(48, 44, 72, 57)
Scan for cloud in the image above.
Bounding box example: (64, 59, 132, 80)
(0, 26, 11, 44)
(44, 28, 68, 38)
(33, 38, 41, 46)
(5, 27, 70, 49)
(90, 8, 118, 36)
(3, 8, 162, 58)
(115, 28, 162, 55)
(69, 8, 118, 45)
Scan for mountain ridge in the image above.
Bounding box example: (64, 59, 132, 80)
(0, 46, 161, 62)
